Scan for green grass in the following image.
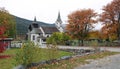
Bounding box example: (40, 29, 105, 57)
(0, 48, 73, 69)
(32, 49, 73, 62)
(0, 49, 19, 69)
(36, 51, 120, 69)
(0, 48, 119, 69)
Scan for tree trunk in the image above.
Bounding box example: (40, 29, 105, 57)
(78, 39, 81, 46)
(78, 39, 84, 46)
(118, 13, 120, 40)
(81, 40, 84, 46)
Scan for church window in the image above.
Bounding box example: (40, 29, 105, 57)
(47, 35, 49, 37)
(43, 39, 46, 42)
(29, 25, 32, 31)
(33, 35, 35, 40)
(37, 38, 39, 42)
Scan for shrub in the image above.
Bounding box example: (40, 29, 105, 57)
(14, 41, 39, 66)
(47, 32, 70, 45)
(0, 26, 7, 53)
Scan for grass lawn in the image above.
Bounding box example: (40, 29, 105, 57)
(0, 48, 73, 69)
(0, 48, 119, 69)
(36, 51, 120, 69)
(0, 49, 18, 69)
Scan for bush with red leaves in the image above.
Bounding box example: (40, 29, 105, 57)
(0, 55, 10, 59)
(0, 26, 8, 53)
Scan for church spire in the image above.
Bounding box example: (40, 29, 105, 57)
(32, 16, 38, 24)
(55, 11, 63, 32)
(56, 11, 62, 24)
(34, 16, 37, 22)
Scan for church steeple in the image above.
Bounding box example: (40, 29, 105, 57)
(34, 16, 37, 22)
(55, 11, 63, 32)
(32, 16, 38, 24)
(56, 11, 62, 24)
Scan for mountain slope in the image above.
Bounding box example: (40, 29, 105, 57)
(14, 16, 55, 35)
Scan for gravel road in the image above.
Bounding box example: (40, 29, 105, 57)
(74, 54, 120, 69)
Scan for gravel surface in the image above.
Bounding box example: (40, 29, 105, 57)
(74, 54, 120, 69)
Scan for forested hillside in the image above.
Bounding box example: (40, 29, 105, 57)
(14, 16, 55, 35)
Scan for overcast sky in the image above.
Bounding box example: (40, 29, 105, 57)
(0, 0, 113, 29)
(0, 0, 113, 23)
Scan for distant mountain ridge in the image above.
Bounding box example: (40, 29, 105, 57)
(14, 16, 55, 35)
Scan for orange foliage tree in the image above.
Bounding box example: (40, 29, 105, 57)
(88, 30, 101, 40)
(66, 9, 97, 46)
(100, 24, 117, 41)
(100, 0, 120, 40)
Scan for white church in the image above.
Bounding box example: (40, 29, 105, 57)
(27, 12, 64, 46)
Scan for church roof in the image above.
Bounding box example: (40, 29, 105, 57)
(28, 17, 42, 34)
(28, 15, 63, 34)
(41, 26, 59, 34)
(28, 22, 39, 32)
(32, 23, 39, 28)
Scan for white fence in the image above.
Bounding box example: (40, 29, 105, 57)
(11, 41, 22, 48)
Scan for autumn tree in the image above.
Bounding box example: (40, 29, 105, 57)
(100, 0, 120, 40)
(66, 9, 97, 46)
(88, 30, 101, 39)
(100, 25, 117, 41)
(0, 7, 16, 38)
